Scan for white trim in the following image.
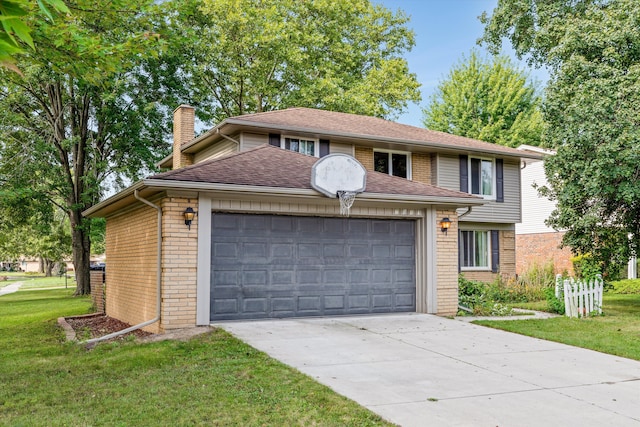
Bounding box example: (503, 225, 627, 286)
(281, 135, 319, 157)
(468, 156, 496, 200)
(426, 208, 438, 313)
(459, 229, 492, 270)
(373, 148, 412, 179)
(196, 195, 212, 325)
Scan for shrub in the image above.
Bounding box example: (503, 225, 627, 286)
(607, 279, 640, 294)
(571, 254, 601, 281)
(544, 287, 565, 314)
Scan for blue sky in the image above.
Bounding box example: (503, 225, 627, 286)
(377, 0, 548, 127)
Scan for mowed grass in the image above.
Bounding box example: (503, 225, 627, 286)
(0, 289, 393, 426)
(1, 273, 76, 290)
(475, 294, 640, 361)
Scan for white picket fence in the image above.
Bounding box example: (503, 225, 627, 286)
(555, 274, 603, 318)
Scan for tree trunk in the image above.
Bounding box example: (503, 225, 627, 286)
(38, 257, 45, 274)
(44, 259, 54, 277)
(70, 208, 91, 295)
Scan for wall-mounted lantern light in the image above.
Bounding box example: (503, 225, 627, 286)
(184, 206, 197, 230)
(440, 217, 451, 235)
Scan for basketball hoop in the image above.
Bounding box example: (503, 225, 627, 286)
(311, 154, 367, 217)
(337, 191, 358, 216)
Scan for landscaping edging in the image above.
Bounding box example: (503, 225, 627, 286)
(58, 313, 104, 341)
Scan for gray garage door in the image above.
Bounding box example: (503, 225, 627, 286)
(210, 213, 415, 321)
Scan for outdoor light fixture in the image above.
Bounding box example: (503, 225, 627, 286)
(183, 206, 196, 230)
(440, 217, 451, 234)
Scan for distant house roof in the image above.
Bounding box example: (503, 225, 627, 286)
(86, 144, 483, 218)
(151, 144, 481, 200)
(160, 107, 543, 168)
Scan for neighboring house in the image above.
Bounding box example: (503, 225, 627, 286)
(85, 106, 541, 332)
(515, 145, 574, 275)
(517, 145, 636, 278)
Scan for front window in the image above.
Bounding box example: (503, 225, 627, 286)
(283, 137, 317, 156)
(460, 230, 490, 269)
(374, 150, 410, 179)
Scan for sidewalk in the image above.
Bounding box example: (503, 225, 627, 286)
(0, 281, 23, 297)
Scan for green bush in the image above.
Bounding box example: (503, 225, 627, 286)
(544, 287, 565, 314)
(607, 279, 640, 294)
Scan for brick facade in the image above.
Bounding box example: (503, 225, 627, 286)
(411, 153, 431, 184)
(516, 232, 573, 275)
(354, 146, 373, 171)
(436, 208, 458, 316)
(159, 197, 198, 330)
(105, 203, 160, 333)
(90, 269, 105, 314)
(173, 105, 195, 169)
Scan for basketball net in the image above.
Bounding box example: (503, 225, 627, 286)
(337, 191, 358, 216)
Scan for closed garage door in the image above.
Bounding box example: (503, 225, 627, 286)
(210, 213, 415, 321)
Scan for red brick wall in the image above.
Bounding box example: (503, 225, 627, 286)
(516, 232, 573, 275)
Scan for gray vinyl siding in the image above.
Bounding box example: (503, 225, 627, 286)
(437, 154, 521, 224)
(194, 139, 237, 164)
(240, 132, 269, 151)
(330, 142, 354, 156)
(430, 154, 438, 186)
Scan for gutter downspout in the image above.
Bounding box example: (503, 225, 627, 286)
(82, 190, 162, 345)
(216, 128, 240, 147)
(458, 206, 473, 219)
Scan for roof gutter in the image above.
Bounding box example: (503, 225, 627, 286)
(82, 190, 162, 345)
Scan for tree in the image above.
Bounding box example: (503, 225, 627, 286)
(163, 0, 421, 123)
(0, 0, 69, 72)
(0, 0, 167, 294)
(481, 0, 640, 275)
(422, 50, 543, 148)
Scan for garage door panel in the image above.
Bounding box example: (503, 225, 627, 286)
(211, 213, 416, 321)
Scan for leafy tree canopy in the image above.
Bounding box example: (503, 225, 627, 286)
(0, 0, 69, 72)
(163, 0, 421, 123)
(422, 50, 543, 147)
(481, 0, 640, 275)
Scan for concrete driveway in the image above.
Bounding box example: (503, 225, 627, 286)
(215, 313, 640, 427)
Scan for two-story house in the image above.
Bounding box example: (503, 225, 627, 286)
(85, 106, 541, 333)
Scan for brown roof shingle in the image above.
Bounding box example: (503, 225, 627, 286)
(224, 107, 532, 157)
(151, 144, 480, 200)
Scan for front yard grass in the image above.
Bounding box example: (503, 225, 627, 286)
(475, 294, 640, 361)
(0, 289, 393, 426)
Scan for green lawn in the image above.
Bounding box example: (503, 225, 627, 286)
(0, 273, 76, 290)
(0, 289, 393, 426)
(476, 294, 640, 361)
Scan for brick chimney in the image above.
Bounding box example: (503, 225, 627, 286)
(173, 105, 195, 170)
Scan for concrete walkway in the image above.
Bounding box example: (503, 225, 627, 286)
(215, 313, 640, 427)
(0, 281, 22, 297)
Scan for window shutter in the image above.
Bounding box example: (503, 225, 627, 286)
(496, 159, 504, 202)
(458, 230, 462, 273)
(268, 133, 280, 147)
(470, 158, 480, 194)
(459, 155, 468, 192)
(319, 139, 330, 157)
(491, 230, 500, 273)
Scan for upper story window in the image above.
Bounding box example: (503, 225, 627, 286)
(470, 157, 494, 197)
(374, 150, 411, 179)
(282, 136, 317, 156)
(460, 155, 504, 202)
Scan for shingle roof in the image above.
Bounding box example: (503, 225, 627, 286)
(151, 144, 480, 200)
(223, 107, 533, 157)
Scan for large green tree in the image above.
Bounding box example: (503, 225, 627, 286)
(481, 0, 640, 274)
(0, 0, 167, 294)
(162, 0, 421, 123)
(423, 50, 543, 147)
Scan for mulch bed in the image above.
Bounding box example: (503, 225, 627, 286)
(65, 315, 152, 341)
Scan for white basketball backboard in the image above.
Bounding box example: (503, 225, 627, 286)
(311, 154, 367, 198)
